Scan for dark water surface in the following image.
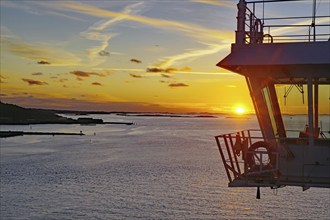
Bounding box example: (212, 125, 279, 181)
(1, 115, 329, 219)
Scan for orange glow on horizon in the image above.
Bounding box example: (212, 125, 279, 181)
(235, 106, 245, 115)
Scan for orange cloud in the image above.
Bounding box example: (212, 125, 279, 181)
(161, 74, 171, 78)
(130, 58, 142, 64)
(180, 66, 192, 72)
(22, 78, 48, 86)
(32, 72, 43, 75)
(129, 73, 143, 78)
(98, 50, 110, 56)
(146, 67, 163, 73)
(168, 83, 189, 88)
(70, 70, 106, 78)
(146, 67, 176, 73)
(146, 66, 192, 73)
(164, 68, 177, 73)
(92, 82, 102, 86)
(37, 60, 50, 65)
(0, 75, 6, 83)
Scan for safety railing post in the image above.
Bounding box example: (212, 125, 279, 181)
(228, 134, 242, 176)
(215, 136, 232, 182)
(224, 135, 237, 178)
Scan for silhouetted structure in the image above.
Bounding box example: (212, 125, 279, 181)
(215, 0, 330, 196)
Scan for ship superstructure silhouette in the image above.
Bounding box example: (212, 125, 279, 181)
(216, 0, 330, 197)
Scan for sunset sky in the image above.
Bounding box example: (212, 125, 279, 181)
(1, 0, 329, 114)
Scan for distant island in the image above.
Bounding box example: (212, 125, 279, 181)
(0, 102, 73, 124)
(116, 113, 217, 118)
(0, 102, 132, 125)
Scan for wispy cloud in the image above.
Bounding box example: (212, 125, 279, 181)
(59, 78, 68, 82)
(0, 33, 82, 66)
(2, 0, 233, 70)
(190, 0, 235, 9)
(1, 2, 143, 68)
(22, 78, 48, 86)
(79, 2, 144, 65)
(53, 1, 233, 67)
(173, 70, 232, 75)
(45, 10, 86, 22)
(57, 2, 232, 43)
(0, 76, 5, 83)
(0, 1, 85, 21)
(0, 1, 43, 16)
(94, 67, 145, 73)
(270, 17, 329, 36)
(96, 67, 230, 76)
(156, 43, 228, 68)
(80, 30, 115, 65)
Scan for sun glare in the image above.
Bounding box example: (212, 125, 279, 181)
(235, 107, 245, 115)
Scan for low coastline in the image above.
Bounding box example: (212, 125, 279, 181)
(0, 102, 133, 126)
(0, 131, 85, 138)
(116, 113, 217, 118)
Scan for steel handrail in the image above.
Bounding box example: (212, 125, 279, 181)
(241, 0, 330, 43)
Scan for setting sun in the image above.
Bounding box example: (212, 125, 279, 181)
(235, 106, 245, 115)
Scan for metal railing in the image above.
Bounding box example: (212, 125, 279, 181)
(242, 0, 330, 43)
(215, 128, 330, 185)
(215, 129, 279, 183)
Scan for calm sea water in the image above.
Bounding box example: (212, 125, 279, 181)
(1, 114, 329, 219)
